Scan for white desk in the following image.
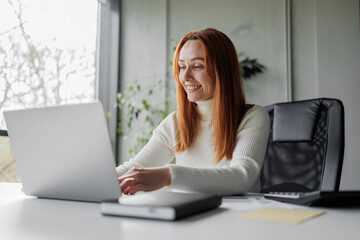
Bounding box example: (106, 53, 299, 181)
(0, 183, 359, 240)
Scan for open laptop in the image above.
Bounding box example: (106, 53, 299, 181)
(4, 102, 221, 220)
(264, 191, 360, 207)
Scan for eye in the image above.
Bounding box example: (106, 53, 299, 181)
(194, 65, 203, 69)
(179, 65, 186, 70)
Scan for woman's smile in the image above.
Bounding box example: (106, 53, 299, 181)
(186, 85, 201, 91)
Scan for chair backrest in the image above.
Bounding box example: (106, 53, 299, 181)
(261, 98, 344, 193)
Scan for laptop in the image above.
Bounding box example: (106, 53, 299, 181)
(4, 102, 221, 220)
(264, 191, 360, 207)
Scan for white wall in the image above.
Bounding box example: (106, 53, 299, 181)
(292, 0, 360, 190)
(119, 0, 360, 190)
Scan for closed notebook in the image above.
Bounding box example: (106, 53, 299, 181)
(101, 189, 222, 221)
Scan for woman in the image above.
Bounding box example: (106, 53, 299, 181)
(117, 28, 270, 196)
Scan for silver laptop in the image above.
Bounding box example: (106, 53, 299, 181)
(4, 102, 221, 220)
(4, 102, 121, 202)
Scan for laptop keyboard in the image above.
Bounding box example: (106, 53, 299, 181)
(263, 192, 306, 199)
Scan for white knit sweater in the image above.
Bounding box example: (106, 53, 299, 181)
(116, 99, 270, 195)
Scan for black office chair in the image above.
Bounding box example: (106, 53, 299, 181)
(261, 98, 344, 193)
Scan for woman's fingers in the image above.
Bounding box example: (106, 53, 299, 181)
(117, 167, 171, 195)
(119, 168, 144, 194)
(118, 168, 141, 183)
(122, 185, 141, 195)
(119, 177, 137, 190)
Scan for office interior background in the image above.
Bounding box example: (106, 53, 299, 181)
(0, 0, 359, 190)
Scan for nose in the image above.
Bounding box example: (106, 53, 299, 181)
(182, 68, 193, 81)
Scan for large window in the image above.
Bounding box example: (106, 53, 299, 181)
(0, 0, 99, 182)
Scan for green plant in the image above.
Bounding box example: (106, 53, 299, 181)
(118, 54, 265, 157)
(238, 53, 266, 80)
(117, 79, 172, 157)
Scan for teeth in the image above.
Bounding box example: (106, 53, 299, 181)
(187, 86, 200, 90)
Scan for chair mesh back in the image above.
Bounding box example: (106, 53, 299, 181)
(261, 101, 330, 192)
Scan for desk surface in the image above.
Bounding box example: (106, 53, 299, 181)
(1, 182, 359, 240)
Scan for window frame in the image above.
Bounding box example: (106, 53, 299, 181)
(96, 0, 121, 160)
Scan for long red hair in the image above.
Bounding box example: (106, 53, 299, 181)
(173, 28, 247, 163)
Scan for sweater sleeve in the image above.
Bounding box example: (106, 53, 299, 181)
(168, 106, 270, 195)
(115, 112, 176, 176)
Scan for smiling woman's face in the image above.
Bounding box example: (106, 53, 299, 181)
(178, 40, 215, 102)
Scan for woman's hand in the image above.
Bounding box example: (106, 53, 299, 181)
(118, 166, 171, 195)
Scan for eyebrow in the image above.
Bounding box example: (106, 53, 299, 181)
(178, 57, 204, 62)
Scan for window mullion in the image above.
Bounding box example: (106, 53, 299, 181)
(96, 0, 121, 160)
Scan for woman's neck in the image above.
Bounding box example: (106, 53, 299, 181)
(196, 98, 212, 122)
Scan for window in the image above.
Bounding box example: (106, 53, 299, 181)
(0, 0, 99, 182)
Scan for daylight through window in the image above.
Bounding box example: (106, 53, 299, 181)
(0, 0, 98, 182)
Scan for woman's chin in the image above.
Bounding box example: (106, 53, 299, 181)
(187, 96, 199, 102)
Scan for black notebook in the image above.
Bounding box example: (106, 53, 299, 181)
(264, 191, 360, 207)
(101, 189, 222, 220)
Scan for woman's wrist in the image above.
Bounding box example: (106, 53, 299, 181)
(163, 166, 171, 187)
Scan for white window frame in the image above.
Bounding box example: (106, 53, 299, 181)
(96, 0, 120, 160)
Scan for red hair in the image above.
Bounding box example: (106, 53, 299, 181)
(173, 28, 247, 163)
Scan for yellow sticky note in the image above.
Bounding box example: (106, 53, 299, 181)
(239, 207, 324, 224)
